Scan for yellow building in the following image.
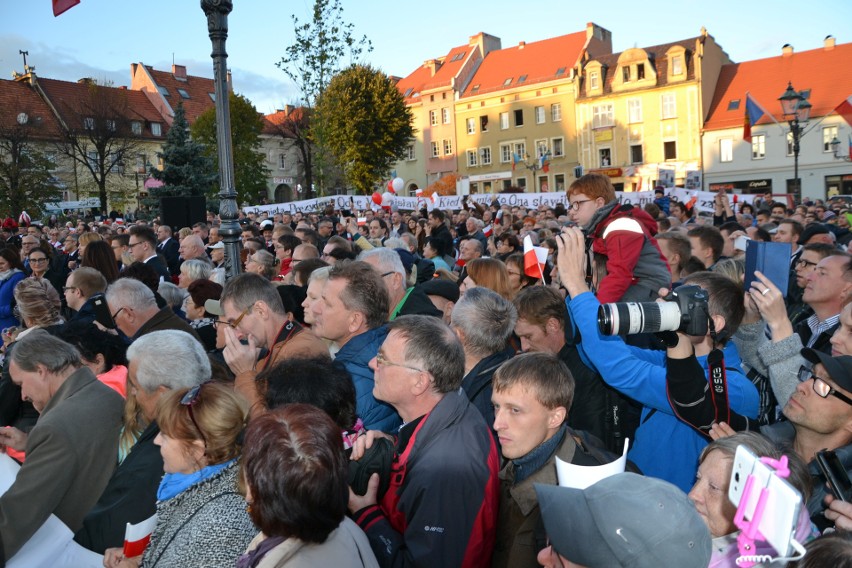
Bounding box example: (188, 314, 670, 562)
(574, 28, 730, 191)
(455, 23, 612, 194)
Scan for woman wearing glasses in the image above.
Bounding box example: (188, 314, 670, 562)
(103, 381, 255, 568)
(26, 243, 65, 299)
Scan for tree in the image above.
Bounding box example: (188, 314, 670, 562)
(55, 81, 143, 213)
(0, 100, 63, 218)
(316, 65, 414, 194)
(276, 0, 371, 195)
(149, 101, 216, 203)
(191, 92, 269, 206)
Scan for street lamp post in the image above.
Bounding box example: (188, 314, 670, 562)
(200, 0, 241, 280)
(778, 82, 812, 201)
(513, 152, 550, 192)
(830, 136, 852, 162)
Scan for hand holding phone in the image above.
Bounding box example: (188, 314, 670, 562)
(816, 450, 852, 502)
(92, 297, 117, 330)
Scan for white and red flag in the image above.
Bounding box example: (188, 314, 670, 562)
(523, 235, 548, 280)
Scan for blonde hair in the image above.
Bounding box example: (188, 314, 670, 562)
(14, 278, 62, 327)
(178, 227, 193, 240)
(78, 232, 102, 248)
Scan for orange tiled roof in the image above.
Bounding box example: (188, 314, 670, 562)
(262, 107, 308, 136)
(461, 31, 588, 97)
(145, 66, 216, 124)
(705, 42, 852, 131)
(396, 43, 472, 102)
(38, 77, 168, 139)
(0, 78, 63, 138)
(577, 37, 698, 99)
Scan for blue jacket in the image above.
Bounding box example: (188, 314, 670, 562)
(0, 271, 25, 330)
(335, 325, 401, 433)
(568, 291, 759, 492)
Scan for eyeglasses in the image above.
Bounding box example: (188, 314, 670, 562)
(798, 366, 852, 407)
(62, 286, 78, 293)
(127, 241, 144, 249)
(380, 271, 395, 278)
(569, 199, 592, 211)
(216, 303, 255, 329)
(28, 257, 48, 264)
(796, 259, 818, 269)
(180, 383, 208, 446)
(111, 307, 126, 321)
(375, 351, 425, 373)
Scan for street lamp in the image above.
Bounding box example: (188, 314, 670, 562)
(513, 152, 550, 192)
(778, 82, 812, 200)
(830, 136, 852, 162)
(201, 0, 242, 280)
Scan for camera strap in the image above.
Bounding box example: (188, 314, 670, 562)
(706, 348, 731, 427)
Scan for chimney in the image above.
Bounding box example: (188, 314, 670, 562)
(825, 35, 836, 50)
(172, 64, 187, 80)
(518, 41, 525, 49)
(227, 69, 233, 92)
(782, 44, 794, 57)
(78, 77, 95, 85)
(424, 58, 442, 77)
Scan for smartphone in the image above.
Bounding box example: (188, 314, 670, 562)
(816, 450, 852, 502)
(729, 445, 802, 556)
(92, 296, 117, 330)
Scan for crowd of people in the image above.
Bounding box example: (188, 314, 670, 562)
(1, 174, 852, 566)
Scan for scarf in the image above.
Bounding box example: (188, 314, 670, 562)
(235, 536, 287, 568)
(512, 424, 567, 485)
(0, 268, 21, 282)
(157, 458, 235, 501)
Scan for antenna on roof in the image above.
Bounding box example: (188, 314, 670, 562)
(19, 50, 30, 72)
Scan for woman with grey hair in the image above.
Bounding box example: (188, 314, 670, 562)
(178, 258, 213, 289)
(244, 249, 278, 281)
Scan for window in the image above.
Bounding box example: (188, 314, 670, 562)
(430, 141, 440, 158)
(131, 121, 142, 135)
(429, 110, 438, 126)
(554, 174, 565, 192)
(535, 139, 548, 157)
(208, 93, 216, 102)
(136, 154, 147, 173)
(551, 137, 564, 157)
(106, 120, 116, 131)
(480, 115, 489, 132)
(443, 139, 453, 155)
(720, 139, 733, 163)
(513, 142, 526, 160)
(517, 178, 527, 190)
(83, 117, 94, 130)
(279, 154, 286, 169)
(406, 145, 415, 161)
(503, 78, 513, 86)
(551, 103, 562, 122)
(824, 126, 839, 152)
(671, 55, 684, 75)
(466, 118, 476, 135)
(45, 151, 57, 167)
(637, 63, 645, 80)
(589, 71, 599, 90)
(535, 106, 545, 124)
(661, 94, 677, 119)
(599, 148, 611, 168)
(518, 75, 528, 84)
(177, 88, 190, 99)
(622, 67, 631, 82)
(500, 112, 509, 130)
(751, 135, 765, 159)
(403, 88, 413, 98)
(628, 99, 642, 123)
(664, 141, 678, 161)
(514, 109, 524, 127)
(500, 143, 512, 163)
(630, 144, 643, 164)
(467, 149, 478, 167)
(787, 132, 794, 156)
(87, 150, 98, 169)
(151, 123, 162, 136)
(727, 99, 740, 111)
(158, 86, 169, 97)
(442, 108, 450, 124)
(592, 104, 614, 128)
(480, 147, 492, 165)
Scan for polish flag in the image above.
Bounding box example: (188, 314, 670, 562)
(835, 95, 852, 127)
(483, 224, 493, 238)
(415, 188, 424, 196)
(123, 514, 158, 557)
(523, 235, 548, 280)
(430, 192, 439, 204)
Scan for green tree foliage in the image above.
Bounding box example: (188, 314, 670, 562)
(0, 108, 62, 218)
(191, 92, 269, 206)
(276, 0, 371, 195)
(316, 65, 414, 194)
(149, 102, 216, 203)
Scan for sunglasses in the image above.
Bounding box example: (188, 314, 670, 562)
(181, 382, 209, 446)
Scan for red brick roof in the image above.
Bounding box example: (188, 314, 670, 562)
(705, 42, 852, 131)
(0, 79, 63, 138)
(461, 31, 588, 97)
(577, 37, 698, 99)
(145, 66, 216, 124)
(38, 77, 168, 140)
(396, 43, 472, 102)
(262, 107, 308, 136)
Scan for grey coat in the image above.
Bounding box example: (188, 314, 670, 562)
(141, 460, 255, 568)
(733, 320, 805, 409)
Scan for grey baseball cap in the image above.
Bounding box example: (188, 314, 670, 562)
(535, 473, 711, 568)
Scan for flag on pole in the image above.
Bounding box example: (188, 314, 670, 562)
(743, 93, 765, 143)
(848, 134, 852, 161)
(538, 151, 551, 173)
(523, 235, 548, 280)
(836, 95, 852, 127)
(123, 514, 158, 557)
(512, 153, 521, 171)
(52, 0, 80, 16)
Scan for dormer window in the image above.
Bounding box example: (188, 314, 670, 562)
(106, 120, 116, 131)
(589, 71, 600, 90)
(158, 86, 169, 97)
(622, 67, 630, 82)
(671, 55, 684, 75)
(131, 121, 142, 135)
(637, 63, 645, 80)
(151, 122, 162, 136)
(84, 117, 95, 130)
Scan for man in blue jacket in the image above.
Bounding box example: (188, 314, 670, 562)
(555, 227, 759, 492)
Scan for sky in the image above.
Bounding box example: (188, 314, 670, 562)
(1, 0, 850, 115)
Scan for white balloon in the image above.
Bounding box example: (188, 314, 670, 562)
(381, 191, 394, 206)
(392, 177, 404, 193)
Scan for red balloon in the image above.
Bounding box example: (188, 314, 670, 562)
(372, 192, 382, 205)
(387, 180, 395, 193)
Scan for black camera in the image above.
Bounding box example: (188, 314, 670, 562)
(597, 285, 710, 337)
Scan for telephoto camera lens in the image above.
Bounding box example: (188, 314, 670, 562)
(597, 301, 683, 336)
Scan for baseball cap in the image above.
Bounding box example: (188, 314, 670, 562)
(418, 279, 460, 303)
(260, 220, 273, 229)
(535, 473, 711, 568)
(801, 349, 852, 393)
(797, 223, 830, 245)
(204, 299, 224, 316)
(207, 241, 224, 250)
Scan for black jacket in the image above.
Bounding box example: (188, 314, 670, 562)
(68, 293, 102, 326)
(74, 422, 164, 553)
(397, 286, 443, 319)
(157, 238, 181, 276)
(462, 347, 515, 448)
(144, 256, 171, 281)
